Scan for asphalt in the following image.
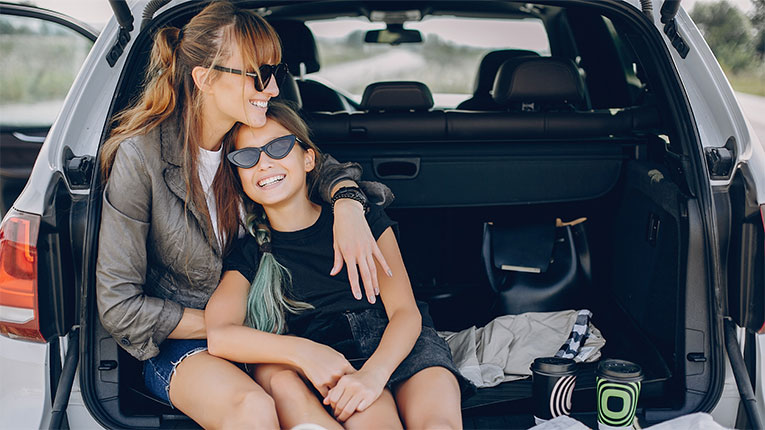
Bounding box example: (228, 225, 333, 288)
(735, 92, 765, 148)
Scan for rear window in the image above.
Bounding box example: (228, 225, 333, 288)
(306, 17, 550, 107)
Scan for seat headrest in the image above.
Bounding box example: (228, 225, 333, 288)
(360, 82, 434, 112)
(492, 57, 590, 110)
(274, 72, 302, 110)
(473, 49, 540, 94)
(269, 20, 320, 74)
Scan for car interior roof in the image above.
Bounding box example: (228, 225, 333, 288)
(260, 0, 553, 21)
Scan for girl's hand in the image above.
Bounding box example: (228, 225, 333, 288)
(295, 340, 355, 397)
(331, 199, 393, 304)
(323, 368, 388, 422)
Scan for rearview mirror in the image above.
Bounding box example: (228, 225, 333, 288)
(365, 24, 422, 45)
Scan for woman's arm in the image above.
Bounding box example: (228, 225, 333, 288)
(167, 308, 206, 339)
(324, 227, 421, 420)
(318, 156, 394, 304)
(96, 141, 194, 360)
(205, 271, 355, 396)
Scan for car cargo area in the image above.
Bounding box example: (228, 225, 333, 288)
(86, 145, 692, 428)
(80, 1, 715, 428)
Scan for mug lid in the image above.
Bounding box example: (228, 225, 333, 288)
(596, 359, 644, 382)
(530, 356, 577, 375)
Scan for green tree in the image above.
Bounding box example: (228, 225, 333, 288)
(750, 0, 765, 59)
(691, 0, 755, 70)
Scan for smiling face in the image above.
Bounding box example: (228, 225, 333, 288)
(200, 39, 281, 130)
(234, 119, 316, 209)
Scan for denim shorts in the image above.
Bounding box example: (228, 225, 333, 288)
(338, 308, 475, 396)
(144, 339, 208, 407)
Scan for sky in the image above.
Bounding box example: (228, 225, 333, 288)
(17, 0, 758, 30)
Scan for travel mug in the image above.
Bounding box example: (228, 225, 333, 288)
(530, 357, 578, 424)
(596, 359, 644, 429)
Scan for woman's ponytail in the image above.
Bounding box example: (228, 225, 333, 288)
(145, 27, 182, 116)
(244, 210, 313, 333)
(100, 26, 184, 179)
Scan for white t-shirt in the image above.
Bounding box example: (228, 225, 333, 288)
(197, 146, 223, 246)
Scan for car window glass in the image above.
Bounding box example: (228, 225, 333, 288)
(0, 14, 93, 128)
(307, 17, 550, 107)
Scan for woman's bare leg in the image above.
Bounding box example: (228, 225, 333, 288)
(342, 388, 403, 430)
(394, 367, 462, 429)
(254, 363, 343, 430)
(168, 351, 278, 430)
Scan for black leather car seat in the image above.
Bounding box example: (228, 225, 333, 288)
(350, 81, 446, 140)
(491, 56, 592, 111)
(456, 49, 539, 110)
(360, 81, 434, 112)
(269, 20, 349, 112)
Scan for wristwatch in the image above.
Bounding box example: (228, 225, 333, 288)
(331, 186, 370, 213)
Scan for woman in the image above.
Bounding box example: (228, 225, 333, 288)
(205, 104, 470, 430)
(96, 3, 390, 428)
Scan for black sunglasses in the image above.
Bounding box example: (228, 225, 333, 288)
(212, 63, 288, 91)
(227, 134, 298, 168)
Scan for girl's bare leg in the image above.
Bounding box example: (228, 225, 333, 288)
(394, 367, 462, 429)
(342, 388, 403, 430)
(254, 363, 343, 430)
(168, 351, 278, 430)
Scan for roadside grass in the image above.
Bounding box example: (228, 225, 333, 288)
(724, 67, 765, 97)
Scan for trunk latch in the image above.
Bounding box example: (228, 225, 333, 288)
(705, 136, 736, 180)
(64, 147, 94, 189)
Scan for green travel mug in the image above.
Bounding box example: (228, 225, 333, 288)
(596, 359, 644, 430)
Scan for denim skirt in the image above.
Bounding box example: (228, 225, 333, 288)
(143, 339, 208, 407)
(312, 308, 475, 397)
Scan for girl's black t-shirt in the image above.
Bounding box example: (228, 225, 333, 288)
(223, 204, 397, 337)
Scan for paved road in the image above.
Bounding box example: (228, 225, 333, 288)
(735, 92, 765, 147)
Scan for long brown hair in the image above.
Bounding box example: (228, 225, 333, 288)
(216, 103, 323, 333)
(100, 1, 281, 222)
(214, 102, 324, 255)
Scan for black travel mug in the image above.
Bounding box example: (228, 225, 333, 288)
(530, 357, 578, 424)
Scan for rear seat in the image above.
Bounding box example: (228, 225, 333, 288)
(447, 56, 657, 138)
(456, 49, 540, 111)
(349, 81, 446, 140)
(306, 58, 659, 142)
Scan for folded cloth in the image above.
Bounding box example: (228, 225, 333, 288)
(439, 309, 605, 388)
(643, 412, 731, 430)
(529, 415, 590, 430)
(556, 309, 592, 359)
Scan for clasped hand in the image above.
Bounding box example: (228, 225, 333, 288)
(298, 341, 355, 398)
(323, 368, 388, 422)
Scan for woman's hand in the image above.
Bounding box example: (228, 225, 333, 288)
(331, 199, 393, 304)
(294, 340, 355, 397)
(323, 368, 388, 422)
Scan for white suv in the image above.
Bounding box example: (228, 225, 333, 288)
(0, 0, 763, 428)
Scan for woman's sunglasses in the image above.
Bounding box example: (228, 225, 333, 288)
(212, 63, 288, 92)
(227, 134, 298, 168)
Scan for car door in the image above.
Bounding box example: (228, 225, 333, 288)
(0, 2, 97, 217)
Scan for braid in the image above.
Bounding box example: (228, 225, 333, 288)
(244, 209, 313, 333)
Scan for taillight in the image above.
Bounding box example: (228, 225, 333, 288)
(0, 208, 44, 342)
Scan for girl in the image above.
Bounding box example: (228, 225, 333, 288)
(96, 3, 391, 428)
(206, 103, 471, 429)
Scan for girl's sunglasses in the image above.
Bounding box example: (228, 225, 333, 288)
(212, 63, 288, 91)
(227, 134, 298, 168)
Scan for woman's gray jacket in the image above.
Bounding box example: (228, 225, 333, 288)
(96, 118, 386, 360)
